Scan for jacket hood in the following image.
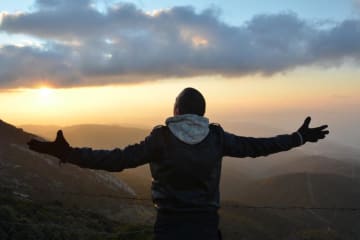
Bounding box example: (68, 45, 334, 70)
(165, 114, 209, 144)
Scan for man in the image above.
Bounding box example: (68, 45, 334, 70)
(28, 87, 329, 240)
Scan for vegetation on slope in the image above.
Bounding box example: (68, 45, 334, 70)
(0, 187, 153, 240)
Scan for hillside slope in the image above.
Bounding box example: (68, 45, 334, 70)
(0, 187, 153, 240)
(0, 119, 153, 223)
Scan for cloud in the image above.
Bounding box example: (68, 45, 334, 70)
(354, 0, 360, 10)
(0, 0, 360, 88)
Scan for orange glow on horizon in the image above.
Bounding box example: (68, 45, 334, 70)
(0, 66, 359, 127)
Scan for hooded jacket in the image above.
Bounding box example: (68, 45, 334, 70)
(65, 114, 303, 212)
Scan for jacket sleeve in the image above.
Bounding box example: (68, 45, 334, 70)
(223, 130, 303, 158)
(64, 127, 163, 171)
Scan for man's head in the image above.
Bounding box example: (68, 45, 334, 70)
(174, 87, 206, 116)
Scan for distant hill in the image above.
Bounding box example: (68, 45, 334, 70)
(300, 141, 360, 161)
(239, 173, 360, 207)
(265, 155, 360, 179)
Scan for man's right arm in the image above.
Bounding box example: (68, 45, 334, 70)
(28, 127, 164, 172)
(65, 129, 161, 171)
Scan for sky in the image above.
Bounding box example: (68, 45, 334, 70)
(0, 0, 359, 148)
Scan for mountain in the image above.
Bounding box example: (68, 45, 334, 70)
(265, 155, 360, 179)
(0, 120, 38, 145)
(238, 172, 360, 207)
(22, 123, 360, 201)
(0, 119, 153, 223)
(14, 121, 360, 239)
(223, 172, 360, 239)
(219, 146, 360, 202)
(300, 141, 360, 161)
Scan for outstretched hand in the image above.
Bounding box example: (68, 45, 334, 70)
(297, 117, 329, 143)
(27, 130, 71, 162)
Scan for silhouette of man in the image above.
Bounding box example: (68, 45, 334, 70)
(28, 87, 329, 240)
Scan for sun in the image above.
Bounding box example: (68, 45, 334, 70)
(32, 86, 57, 107)
(38, 87, 53, 98)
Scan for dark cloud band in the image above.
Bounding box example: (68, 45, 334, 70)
(0, 0, 359, 87)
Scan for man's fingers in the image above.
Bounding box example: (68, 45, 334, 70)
(314, 129, 329, 136)
(316, 131, 329, 140)
(55, 129, 69, 146)
(302, 116, 311, 129)
(313, 125, 328, 131)
(56, 130, 64, 140)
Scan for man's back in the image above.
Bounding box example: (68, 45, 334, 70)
(150, 122, 223, 212)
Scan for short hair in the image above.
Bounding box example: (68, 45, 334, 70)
(175, 88, 206, 116)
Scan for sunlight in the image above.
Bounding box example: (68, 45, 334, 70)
(192, 36, 209, 47)
(38, 86, 53, 98)
(0, 12, 6, 25)
(35, 86, 58, 109)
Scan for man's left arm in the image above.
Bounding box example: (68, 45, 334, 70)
(223, 117, 329, 158)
